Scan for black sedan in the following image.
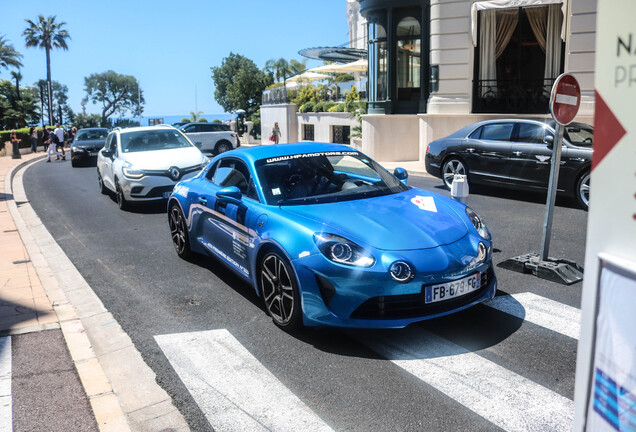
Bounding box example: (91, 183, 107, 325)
(70, 128, 109, 167)
(425, 119, 592, 209)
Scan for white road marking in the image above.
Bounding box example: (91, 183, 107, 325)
(0, 337, 11, 432)
(484, 293, 581, 340)
(357, 328, 574, 432)
(155, 329, 332, 432)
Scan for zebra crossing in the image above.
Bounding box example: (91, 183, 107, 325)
(156, 292, 580, 431)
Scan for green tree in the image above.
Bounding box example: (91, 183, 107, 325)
(0, 36, 23, 73)
(212, 53, 272, 115)
(187, 110, 204, 122)
(0, 80, 39, 129)
(23, 15, 71, 126)
(84, 70, 144, 126)
(73, 113, 102, 128)
(11, 70, 22, 99)
(264, 58, 290, 84)
(34, 79, 72, 125)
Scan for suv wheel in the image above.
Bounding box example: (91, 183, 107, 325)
(215, 140, 232, 155)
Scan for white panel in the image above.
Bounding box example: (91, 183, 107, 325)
(0, 337, 11, 432)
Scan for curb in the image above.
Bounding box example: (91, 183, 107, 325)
(6, 157, 189, 432)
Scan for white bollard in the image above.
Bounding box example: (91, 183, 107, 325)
(451, 174, 469, 204)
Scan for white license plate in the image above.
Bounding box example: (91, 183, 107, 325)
(89, 151, 98, 156)
(424, 273, 481, 304)
(163, 192, 172, 199)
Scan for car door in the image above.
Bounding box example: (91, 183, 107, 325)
(509, 122, 555, 189)
(195, 157, 259, 278)
(463, 122, 515, 184)
(99, 133, 117, 190)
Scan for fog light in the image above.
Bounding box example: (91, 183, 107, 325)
(389, 261, 414, 283)
(478, 242, 487, 263)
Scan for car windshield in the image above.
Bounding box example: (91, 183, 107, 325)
(120, 130, 193, 153)
(75, 130, 108, 141)
(255, 151, 409, 205)
(564, 123, 593, 147)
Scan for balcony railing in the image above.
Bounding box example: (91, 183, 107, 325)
(473, 79, 556, 114)
(262, 79, 367, 105)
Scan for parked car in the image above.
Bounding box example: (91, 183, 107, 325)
(425, 119, 593, 209)
(97, 125, 208, 210)
(167, 143, 496, 330)
(178, 122, 240, 155)
(70, 128, 109, 167)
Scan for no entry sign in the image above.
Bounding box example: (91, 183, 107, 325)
(550, 73, 581, 125)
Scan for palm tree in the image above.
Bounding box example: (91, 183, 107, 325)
(265, 58, 291, 84)
(188, 110, 204, 122)
(11, 70, 22, 99)
(0, 35, 23, 72)
(289, 59, 307, 76)
(23, 15, 71, 126)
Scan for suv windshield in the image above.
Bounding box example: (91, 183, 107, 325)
(120, 130, 193, 153)
(76, 129, 108, 141)
(255, 151, 409, 205)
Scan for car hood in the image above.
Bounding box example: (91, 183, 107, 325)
(121, 147, 205, 169)
(280, 189, 469, 250)
(73, 139, 106, 149)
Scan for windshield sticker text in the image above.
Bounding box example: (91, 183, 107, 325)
(265, 151, 360, 164)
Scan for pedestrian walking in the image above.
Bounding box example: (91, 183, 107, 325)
(29, 127, 38, 153)
(271, 122, 281, 144)
(41, 127, 49, 152)
(53, 123, 66, 157)
(67, 127, 77, 146)
(46, 127, 65, 162)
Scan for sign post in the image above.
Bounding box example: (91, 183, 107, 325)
(498, 73, 584, 285)
(540, 74, 581, 261)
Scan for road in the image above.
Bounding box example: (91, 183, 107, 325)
(24, 158, 587, 431)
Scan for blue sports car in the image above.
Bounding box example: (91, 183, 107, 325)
(167, 143, 497, 330)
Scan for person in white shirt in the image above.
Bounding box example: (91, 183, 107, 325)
(53, 123, 66, 157)
(46, 127, 65, 162)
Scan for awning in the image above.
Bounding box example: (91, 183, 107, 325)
(287, 71, 331, 83)
(471, 0, 567, 46)
(308, 63, 345, 73)
(308, 59, 368, 74)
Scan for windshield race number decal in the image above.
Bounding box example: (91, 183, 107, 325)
(411, 196, 437, 212)
(265, 151, 360, 164)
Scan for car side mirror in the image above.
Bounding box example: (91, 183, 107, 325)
(543, 135, 554, 147)
(216, 186, 242, 205)
(393, 167, 408, 184)
(101, 149, 112, 158)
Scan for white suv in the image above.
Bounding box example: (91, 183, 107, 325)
(178, 122, 240, 155)
(97, 125, 208, 210)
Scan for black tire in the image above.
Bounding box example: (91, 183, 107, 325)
(215, 140, 232, 155)
(71, 159, 78, 168)
(258, 250, 302, 331)
(97, 170, 108, 195)
(575, 171, 590, 210)
(441, 157, 468, 189)
(115, 180, 128, 211)
(168, 203, 191, 259)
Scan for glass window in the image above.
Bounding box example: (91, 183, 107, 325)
(332, 126, 350, 144)
(516, 123, 546, 144)
(369, 22, 387, 102)
(182, 125, 197, 133)
(120, 130, 193, 153)
(212, 159, 256, 199)
(397, 17, 421, 101)
(564, 123, 593, 147)
(481, 123, 514, 141)
(303, 124, 314, 141)
(469, 127, 483, 140)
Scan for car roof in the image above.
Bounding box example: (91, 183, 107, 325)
(78, 127, 109, 131)
(115, 125, 175, 134)
(444, 118, 592, 139)
(220, 143, 359, 164)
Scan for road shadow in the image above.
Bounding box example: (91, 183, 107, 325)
(106, 193, 168, 214)
(0, 296, 43, 337)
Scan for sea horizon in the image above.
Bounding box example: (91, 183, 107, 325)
(117, 113, 233, 126)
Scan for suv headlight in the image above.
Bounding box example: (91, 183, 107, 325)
(313, 233, 375, 267)
(465, 207, 490, 240)
(122, 161, 145, 179)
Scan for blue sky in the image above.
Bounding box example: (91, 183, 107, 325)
(1, 0, 350, 117)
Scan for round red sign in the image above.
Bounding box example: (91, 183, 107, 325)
(550, 73, 581, 125)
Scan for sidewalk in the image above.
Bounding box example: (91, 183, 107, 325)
(0, 151, 188, 431)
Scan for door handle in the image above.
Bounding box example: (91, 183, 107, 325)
(512, 151, 522, 156)
(198, 197, 207, 206)
(465, 148, 475, 153)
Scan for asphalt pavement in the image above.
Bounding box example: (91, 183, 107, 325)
(13, 154, 587, 431)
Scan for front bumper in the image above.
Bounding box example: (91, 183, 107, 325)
(292, 234, 497, 328)
(120, 170, 200, 201)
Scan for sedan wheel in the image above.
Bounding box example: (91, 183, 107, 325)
(259, 252, 301, 330)
(169, 204, 191, 259)
(215, 140, 232, 155)
(576, 172, 590, 210)
(115, 182, 128, 210)
(442, 158, 467, 189)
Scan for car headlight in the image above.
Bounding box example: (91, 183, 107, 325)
(465, 207, 490, 240)
(313, 233, 375, 267)
(122, 161, 145, 179)
(72, 146, 85, 152)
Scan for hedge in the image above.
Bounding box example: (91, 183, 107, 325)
(0, 127, 52, 153)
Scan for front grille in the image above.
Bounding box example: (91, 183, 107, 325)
(350, 267, 494, 320)
(131, 185, 174, 198)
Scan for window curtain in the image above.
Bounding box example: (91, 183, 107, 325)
(479, 9, 497, 96)
(479, 9, 518, 95)
(526, 4, 563, 80)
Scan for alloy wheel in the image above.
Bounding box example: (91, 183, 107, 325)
(216, 141, 231, 154)
(442, 158, 466, 189)
(169, 205, 189, 257)
(578, 172, 590, 209)
(260, 253, 295, 326)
